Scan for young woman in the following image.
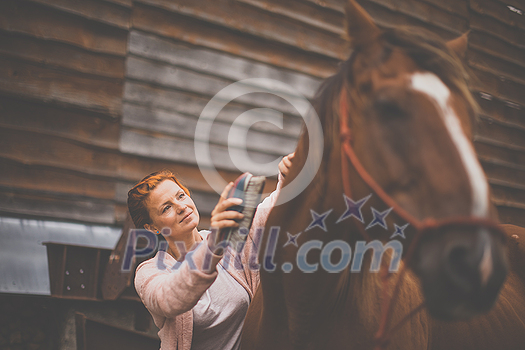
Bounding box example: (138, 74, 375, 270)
(128, 154, 293, 350)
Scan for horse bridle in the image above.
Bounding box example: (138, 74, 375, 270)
(338, 88, 506, 350)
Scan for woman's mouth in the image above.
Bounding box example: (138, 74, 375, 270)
(180, 211, 193, 223)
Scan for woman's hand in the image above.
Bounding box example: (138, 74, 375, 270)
(209, 182, 244, 255)
(278, 152, 295, 178)
(210, 182, 244, 230)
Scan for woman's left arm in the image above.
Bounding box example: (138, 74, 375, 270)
(251, 152, 294, 229)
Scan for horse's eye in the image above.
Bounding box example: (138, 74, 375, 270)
(358, 81, 372, 94)
(374, 99, 406, 120)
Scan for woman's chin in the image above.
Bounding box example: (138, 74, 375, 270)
(182, 213, 199, 231)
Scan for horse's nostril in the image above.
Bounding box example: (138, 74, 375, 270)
(446, 245, 480, 295)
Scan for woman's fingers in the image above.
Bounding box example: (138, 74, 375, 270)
(279, 152, 295, 177)
(217, 182, 234, 205)
(211, 197, 243, 217)
(210, 219, 239, 229)
(211, 181, 245, 229)
(212, 209, 243, 223)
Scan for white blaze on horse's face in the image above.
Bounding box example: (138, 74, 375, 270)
(410, 72, 489, 218)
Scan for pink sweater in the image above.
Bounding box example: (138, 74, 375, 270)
(135, 177, 282, 350)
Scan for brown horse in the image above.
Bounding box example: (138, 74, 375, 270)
(241, 1, 525, 349)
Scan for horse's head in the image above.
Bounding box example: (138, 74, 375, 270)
(338, 0, 508, 320)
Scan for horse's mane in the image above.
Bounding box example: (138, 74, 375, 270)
(312, 26, 479, 154)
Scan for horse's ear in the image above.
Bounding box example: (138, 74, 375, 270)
(446, 31, 469, 58)
(344, 0, 381, 47)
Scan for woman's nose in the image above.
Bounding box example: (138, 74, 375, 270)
(176, 204, 187, 214)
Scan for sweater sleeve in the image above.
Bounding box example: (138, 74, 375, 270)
(134, 241, 220, 319)
(251, 172, 284, 229)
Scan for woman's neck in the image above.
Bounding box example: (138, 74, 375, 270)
(166, 227, 202, 260)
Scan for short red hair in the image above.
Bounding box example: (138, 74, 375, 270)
(127, 170, 190, 229)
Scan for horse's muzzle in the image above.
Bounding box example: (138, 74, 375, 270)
(411, 226, 508, 320)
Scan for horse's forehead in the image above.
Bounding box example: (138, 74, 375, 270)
(353, 46, 419, 89)
(354, 45, 418, 77)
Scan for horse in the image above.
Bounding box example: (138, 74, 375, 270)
(240, 1, 525, 349)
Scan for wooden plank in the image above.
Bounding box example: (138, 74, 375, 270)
(102, 0, 132, 8)
(470, 12, 524, 49)
(418, 0, 469, 19)
(475, 140, 525, 168)
(364, 0, 468, 34)
(468, 48, 525, 85)
(128, 31, 321, 99)
(120, 128, 295, 174)
(122, 103, 298, 155)
(469, 30, 525, 68)
(302, 0, 467, 35)
(188, 191, 220, 217)
(126, 55, 306, 117)
(238, 0, 345, 35)
(0, 127, 119, 179)
(116, 153, 279, 192)
(469, 66, 525, 106)
(124, 81, 303, 135)
(115, 160, 279, 202)
(491, 182, 525, 205)
(0, 0, 128, 56)
(495, 205, 525, 227)
(0, 158, 116, 201)
(304, 0, 470, 20)
(476, 94, 525, 130)
(495, 0, 524, 13)
(0, 31, 125, 80)
(135, 0, 347, 60)
(132, 3, 339, 78)
(476, 115, 525, 149)
(122, 101, 303, 139)
(0, 124, 281, 201)
(0, 57, 123, 118)
(482, 160, 525, 190)
(470, 0, 525, 30)
(356, 0, 461, 39)
(27, 0, 131, 29)
(0, 96, 120, 149)
(0, 190, 115, 224)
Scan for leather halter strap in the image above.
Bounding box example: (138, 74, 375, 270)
(338, 88, 506, 349)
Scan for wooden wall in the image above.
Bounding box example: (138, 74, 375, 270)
(0, 0, 131, 225)
(0, 0, 524, 229)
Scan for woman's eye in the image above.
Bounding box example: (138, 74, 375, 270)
(178, 193, 185, 200)
(162, 205, 171, 213)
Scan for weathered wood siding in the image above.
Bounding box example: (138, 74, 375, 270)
(0, 0, 524, 228)
(0, 0, 131, 225)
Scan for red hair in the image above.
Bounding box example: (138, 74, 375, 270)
(127, 170, 190, 229)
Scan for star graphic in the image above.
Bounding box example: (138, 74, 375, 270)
(337, 194, 372, 224)
(284, 232, 302, 247)
(390, 223, 409, 239)
(366, 207, 393, 230)
(306, 209, 332, 232)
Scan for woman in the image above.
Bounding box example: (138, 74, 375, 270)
(129, 154, 294, 350)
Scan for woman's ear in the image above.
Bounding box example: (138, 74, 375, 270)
(144, 223, 159, 234)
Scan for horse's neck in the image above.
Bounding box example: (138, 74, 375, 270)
(348, 256, 430, 347)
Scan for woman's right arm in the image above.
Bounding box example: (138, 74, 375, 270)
(134, 242, 220, 319)
(135, 183, 243, 319)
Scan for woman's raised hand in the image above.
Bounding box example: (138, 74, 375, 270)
(278, 152, 295, 178)
(210, 182, 244, 230)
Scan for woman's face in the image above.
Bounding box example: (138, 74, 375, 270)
(146, 179, 200, 238)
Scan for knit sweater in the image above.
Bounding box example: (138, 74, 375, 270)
(134, 176, 282, 350)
